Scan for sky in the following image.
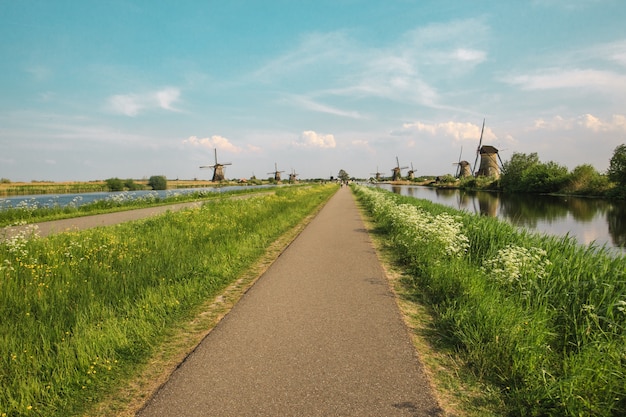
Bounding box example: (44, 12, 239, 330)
(1, 0, 626, 182)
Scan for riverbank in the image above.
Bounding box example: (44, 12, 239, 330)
(354, 185, 626, 416)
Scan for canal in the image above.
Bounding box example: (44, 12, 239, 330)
(377, 184, 626, 255)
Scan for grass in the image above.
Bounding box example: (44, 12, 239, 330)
(353, 185, 626, 417)
(0, 187, 278, 228)
(0, 184, 338, 417)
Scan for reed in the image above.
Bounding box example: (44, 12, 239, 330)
(0, 184, 337, 417)
(354, 185, 626, 417)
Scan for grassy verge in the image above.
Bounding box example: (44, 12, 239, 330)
(353, 185, 626, 417)
(0, 187, 278, 227)
(0, 184, 338, 417)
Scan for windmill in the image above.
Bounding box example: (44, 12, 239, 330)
(268, 163, 285, 182)
(370, 166, 383, 181)
(407, 163, 415, 180)
(199, 148, 232, 182)
(453, 146, 472, 178)
(391, 156, 409, 181)
(288, 169, 299, 183)
(472, 119, 504, 178)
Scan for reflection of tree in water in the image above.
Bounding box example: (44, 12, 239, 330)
(566, 197, 608, 222)
(499, 194, 570, 228)
(607, 203, 626, 248)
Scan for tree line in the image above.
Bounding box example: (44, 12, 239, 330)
(459, 144, 626, 199)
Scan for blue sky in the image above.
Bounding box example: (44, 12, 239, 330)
(1, 0, 625, 182)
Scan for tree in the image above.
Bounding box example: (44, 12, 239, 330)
(608, 144, 626, 186)
(500, 152, 568, 193)
(337, 169, 350, 182)
(148, 175, 167, 190)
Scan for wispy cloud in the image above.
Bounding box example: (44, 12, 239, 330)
(505, 68, 626, 91)
(107, 87, 182, 116)
(251, 19, 489, 109)
(288, 95, 363, 119)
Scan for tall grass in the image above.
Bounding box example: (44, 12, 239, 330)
(0, 184, 337, 417)
(354, 185, 626, 416)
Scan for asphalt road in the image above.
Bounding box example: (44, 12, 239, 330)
(137, 187, 442, 416)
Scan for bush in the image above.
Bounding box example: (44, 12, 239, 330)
(147, 175, 167, 190)
(124, 179, 142, 191)
(105, 177, 124, 192)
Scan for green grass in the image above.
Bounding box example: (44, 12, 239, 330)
(0, 184, 338, 417)
(354, 185, 626, 417)
(0, 187, 278, 227)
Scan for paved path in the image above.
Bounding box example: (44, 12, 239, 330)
(1, 201, 206, 240)
(137, 187, 442, 417)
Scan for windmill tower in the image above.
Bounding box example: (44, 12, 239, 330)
(453, 147, 472, 178)
(407, 163, 415, 180)
(268, 163, 285, 182)
(199, 148, 232, 182)
(391, 156, 409, 181)
(288, 169, 299, 183)
(370, 166, 383, 181)
(472, 119, 503, 178)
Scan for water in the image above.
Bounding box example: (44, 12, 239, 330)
(0, 185, 272, 210)
(377, 184, 626, 255)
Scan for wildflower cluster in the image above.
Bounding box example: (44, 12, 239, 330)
(482, 244, 551, 294)
(357, 186, 469, 259)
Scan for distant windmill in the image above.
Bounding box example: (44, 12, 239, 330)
(472, 119, 503, 178)
(391, 156, 409, 181)
(288, 169, 299, 183)
(370, 166, 383, 181)
(268, 163, 285, 182)
(407, 163, 415, 180)
(453, 146, 472, 178)
(199, 148, 232, 182)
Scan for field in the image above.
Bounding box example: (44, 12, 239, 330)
(354, 185, 626, 417)
(0, 184, 338, 417)
(0, 180, 226, 197)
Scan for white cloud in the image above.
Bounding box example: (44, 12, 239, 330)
(155, 88, 181, 111)
(108, 87, 181, 117)
(533, 114, 626, 132)
(293, 131, 336, 149)
(183, 135, 243, 153)
(398, 120, 497, 142)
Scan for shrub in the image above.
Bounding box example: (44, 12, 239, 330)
(105, 177, 124, 192)
(147, 175, 167, 190)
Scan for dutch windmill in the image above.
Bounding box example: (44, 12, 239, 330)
(268, 163, 285, 182)
(199, 148, 232, 182)
(472, 119, 504, 178)
(391, 156, 409, 181)
(407, 163, 415, 180)
(288, 169, 299, 183)
(370, 166, 383, 182)
(453, 147, 472, 178)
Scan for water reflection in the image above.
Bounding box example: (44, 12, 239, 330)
(378, 184, 626, 254)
